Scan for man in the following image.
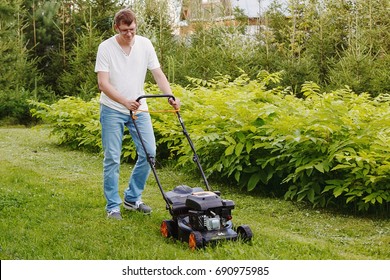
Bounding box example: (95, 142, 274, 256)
(95, 8, 180, 220)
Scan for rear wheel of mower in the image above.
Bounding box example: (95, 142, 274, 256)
(160, 220, 174, 238)
(237, 225, 253, 242)
(188, 231, 203, 250)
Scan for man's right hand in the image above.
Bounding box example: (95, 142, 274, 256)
(125, 99, 141, 111)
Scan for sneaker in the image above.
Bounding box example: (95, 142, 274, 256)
(107, 209, 122, 220)
(124, 200, 152, 214)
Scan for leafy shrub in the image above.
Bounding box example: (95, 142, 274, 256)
(273, 87, 390, 212)
(29, 73, 390, 213)
(30, 96, 101, 152)
(164, 73, 390, 212)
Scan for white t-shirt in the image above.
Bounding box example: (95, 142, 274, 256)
(95, 35, 160, 114)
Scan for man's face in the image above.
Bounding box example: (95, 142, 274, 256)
(116, 21, 136, 42)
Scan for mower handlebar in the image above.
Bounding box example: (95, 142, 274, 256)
(130, 93, 211, 192)
(136, 94, 175, 103)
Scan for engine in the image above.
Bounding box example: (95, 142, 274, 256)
(186, 191, 234, 231)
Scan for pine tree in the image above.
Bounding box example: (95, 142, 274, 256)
(0, 0, 42, 124)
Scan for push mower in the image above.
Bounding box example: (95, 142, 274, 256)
(130, 94, 253, 250)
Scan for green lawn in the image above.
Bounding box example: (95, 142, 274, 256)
(0, 127, 389, 260)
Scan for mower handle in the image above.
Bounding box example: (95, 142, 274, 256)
(130, 93, 212, 195)
(135, 94, 175, 103)
(130, 94, 176, 117)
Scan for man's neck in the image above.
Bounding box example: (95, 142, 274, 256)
(115, 35, 135, 47)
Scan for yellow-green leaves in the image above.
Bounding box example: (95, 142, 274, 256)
(30, 72, 390, 212)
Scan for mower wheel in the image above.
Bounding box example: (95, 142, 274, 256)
(188, 231, 203, 250)
(237, 225, 253, 242)
(160, 220, 175, 238)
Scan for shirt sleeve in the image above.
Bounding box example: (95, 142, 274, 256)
(95, 43, 110, 73)
(147, 40, 161, 70)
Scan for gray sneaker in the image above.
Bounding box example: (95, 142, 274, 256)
(107, 209, 122, 220)
(124, 200, 152, 214)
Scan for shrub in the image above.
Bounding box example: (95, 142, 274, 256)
(165, 74, 390, 212)
(0, 89, 35, 125)
(29, 73, 390, 213)
(29, 96, 101, 152)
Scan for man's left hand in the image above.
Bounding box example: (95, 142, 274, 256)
(168, 97, 180, 110)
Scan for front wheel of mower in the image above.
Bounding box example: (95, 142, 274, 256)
(188, 231, 203, 250)
(237, 225, 253, 242)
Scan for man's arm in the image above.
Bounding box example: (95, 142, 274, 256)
(97, 71, 140, 111)
(151, 68, 180, 110)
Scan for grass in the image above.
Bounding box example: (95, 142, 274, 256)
(0, 127, 389, 260)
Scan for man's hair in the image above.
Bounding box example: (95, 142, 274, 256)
(114, 8, 137, 26)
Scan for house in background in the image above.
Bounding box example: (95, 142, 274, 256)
(168, 0, 270, 36)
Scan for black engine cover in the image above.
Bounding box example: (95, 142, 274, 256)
(185, 191, 224, 210)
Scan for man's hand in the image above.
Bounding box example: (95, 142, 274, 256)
(168, 97, 180, 110)
(125, 99, 141, 111)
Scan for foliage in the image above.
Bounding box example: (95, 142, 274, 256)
(22, 0, 121, 95)
(2, 0, 390, 125)
(265, 0, 390, 95)
(57, 14, 104, 99)
(0, 1, 37, 92)
(29, 96, 101, 152)
(29, 72, 390, 213)
(0, 0, 46, 123)
(170, 23, 264, 85)
(0, 89, 35, 125)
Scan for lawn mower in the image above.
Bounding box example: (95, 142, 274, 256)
(130, 94, 253, 250)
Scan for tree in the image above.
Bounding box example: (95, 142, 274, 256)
(58, 4, 104, 99)
(328, 0, 390, 95)
(266, 0, 320, 94)
(0, 0, 42, 124)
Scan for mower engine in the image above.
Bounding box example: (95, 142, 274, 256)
(186, 191, 235, 231)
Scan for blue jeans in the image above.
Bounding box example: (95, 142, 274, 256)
(100, 104, 156, 212)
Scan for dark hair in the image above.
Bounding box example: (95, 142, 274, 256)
(114, 8, 137, 26)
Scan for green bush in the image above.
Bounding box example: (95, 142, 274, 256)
(29, 96, 101, 152)
(0, 89, 34, 125)
(30, 73, 390, 213)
